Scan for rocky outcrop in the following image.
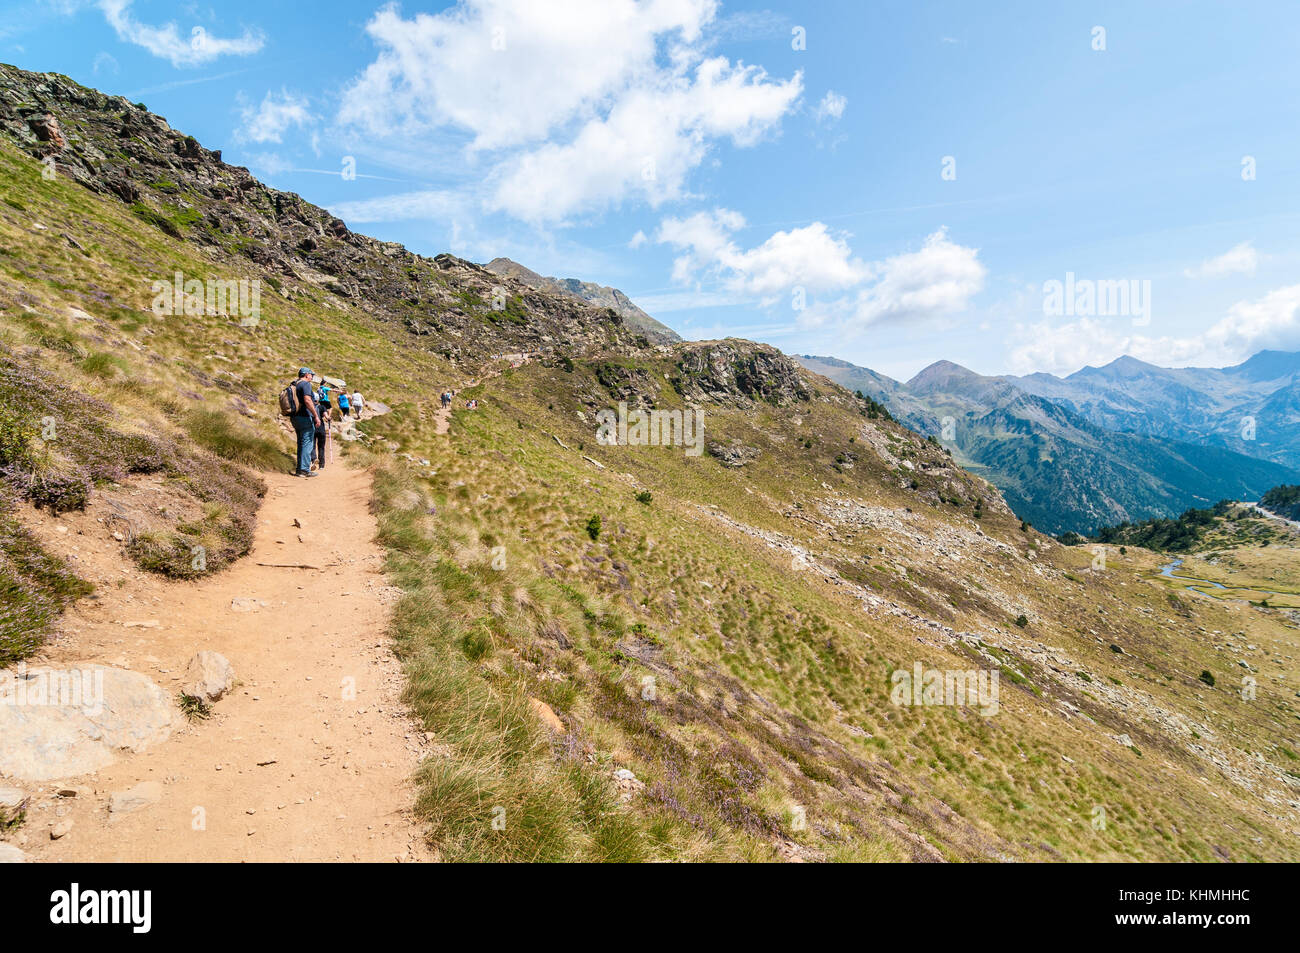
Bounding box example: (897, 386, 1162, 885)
(707, 441, 761, 468)
(672, 341, 811, 407)
(486, 257, 680, 344)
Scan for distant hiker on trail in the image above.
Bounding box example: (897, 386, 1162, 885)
(352, 390, 364, 419)
(287, 367, 321, 478)
(319, 382, 333, 417)
(440, 391, 450, 409)
(337, 389, 351, 418)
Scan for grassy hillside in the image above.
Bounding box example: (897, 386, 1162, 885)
(1, 65, 1297, 862)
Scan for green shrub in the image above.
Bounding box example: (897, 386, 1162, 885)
(183, 410, 286, 471)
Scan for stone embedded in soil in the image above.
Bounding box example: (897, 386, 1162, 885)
(109, 781, 163, 816)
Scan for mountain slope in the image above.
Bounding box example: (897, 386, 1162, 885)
(0, 63, 1297, 863)
(800, 355, 1300, 535)
(485, 256, 680, 344)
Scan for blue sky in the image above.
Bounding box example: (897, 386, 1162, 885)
(6, 0, 1300, 380)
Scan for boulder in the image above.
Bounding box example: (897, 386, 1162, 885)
(183, 651, 235, 703)
(0, 787, 27, 811)
(0, 845, 27, 863)
(0, 666, 177, 782)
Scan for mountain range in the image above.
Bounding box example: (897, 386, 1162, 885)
(797, 354, 1300, 536)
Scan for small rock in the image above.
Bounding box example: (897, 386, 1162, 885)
(611, 767, 645, 802)
(50, 820, 73, 840)
(183, 651, 235, 703)
(0, 787, 27, 811)
(230, 598, 266, 613)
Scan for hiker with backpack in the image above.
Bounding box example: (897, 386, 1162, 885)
(338, 389, 351, 418)
(280, 367, 322, 478)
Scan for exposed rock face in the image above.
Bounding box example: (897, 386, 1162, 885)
(707, 442, 761, 468)
(28, 112, 64, 150)
(672, 341, 811, 407)
(183, 650, 235, 703)
(485, 257, 681, 344)
(0, 666, 176, 781)
(0, 844, 26, 863)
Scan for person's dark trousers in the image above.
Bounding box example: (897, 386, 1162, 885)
(292, 415, 314, 473)
(314, 430, 326, 468)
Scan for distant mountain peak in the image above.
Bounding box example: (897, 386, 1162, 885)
(1072, 354, 1162, 379)
(907, 359, 979, 391)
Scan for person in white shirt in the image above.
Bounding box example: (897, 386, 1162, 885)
(352, 391, 364, 419)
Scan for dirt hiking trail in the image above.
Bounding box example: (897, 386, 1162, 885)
(9, 462, 435, 863)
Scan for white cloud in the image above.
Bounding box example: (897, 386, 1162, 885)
(813, 90, 846, 123)
(97, 0, 264, 67)
(235, 90, 314, 145)
(656, 214, 984, 330)
(848, 228, 986, 326)
(338, 0, 801, 223)
(1204, 283, 1300, 355)
(340, 0, 718, 147)
(1007, 283, 1300, 374)
(1184, 241, 1258, 278)
(628, 230, 649, 249)
(92, 51, 118, 74)
(657, 207, 865, 298)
